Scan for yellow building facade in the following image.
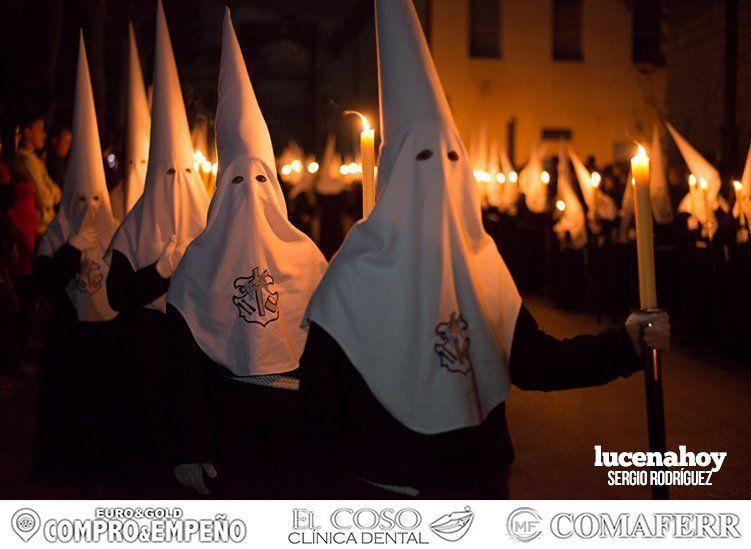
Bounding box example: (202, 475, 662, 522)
(425, 0, 666, 166)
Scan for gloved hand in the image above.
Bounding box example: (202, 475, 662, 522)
(155, 236, 187, 279)
(625, 311, 671, 357)
(69, 227, 99, 252)
(174, 463, 217, 495)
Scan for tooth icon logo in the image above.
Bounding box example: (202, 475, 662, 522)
(429, 506, 474, 542)
(11, 508, 40, 542)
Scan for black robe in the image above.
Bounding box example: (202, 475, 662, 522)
(104, 249, 172, 486)
(298, 305, 641, 499)
(32, 243, 118, 486)
(165, 305, 303, 498)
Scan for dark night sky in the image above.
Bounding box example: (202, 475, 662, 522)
(0, 0, 378, 157)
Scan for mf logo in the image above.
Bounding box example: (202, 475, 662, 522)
(507, 507, 542, 542)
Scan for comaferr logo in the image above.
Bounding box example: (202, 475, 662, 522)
(505, 509, 742, 541)
(550, 512, 741, 539)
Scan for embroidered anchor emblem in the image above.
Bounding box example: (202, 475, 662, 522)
(75, 258, 103, 294)
(434, 312, 472, 374)
(232, 267, 279, 326)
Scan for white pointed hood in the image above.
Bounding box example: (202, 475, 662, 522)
(735, 143, 751, 224)
(483, 140, 500, 208)
(650, 124, 674, 225)
(124, 23, 151, 214)
(519, 142, 548, 213)
(499, 147, 519, 213)
(304, 0, 521, 434)
(315, 135, 346, 195)
(666, 122, 720, 225)
(569, 147, 616, 221)
(39, 32, 117, 322)
(167, 9, 326, 376)
(110, 0, 209, 312)
(554, 144, 587, 249)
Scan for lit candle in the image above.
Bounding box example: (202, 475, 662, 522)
(345, 111, 376, 218)
(630, 145, 657, 309)
(590, 171, 601, 219)
(734, 180, 747, 229)
(699, 178, 713, 238)
(688, 174, 698, 219)
(541, 170, 550, 185)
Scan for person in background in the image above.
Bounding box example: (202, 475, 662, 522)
(0, 133, 22, 373)
(106, 1, 209, 496)
(33, 35, 119, 493)
(46, 125, 72, 186)
(14, 114, 61, 238)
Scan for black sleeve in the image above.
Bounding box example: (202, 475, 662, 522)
(106, 249, 170, 312)
(165, 304, 215, 465)
(33, 243, 81, 296)
(298, 322, 348, 498)
(509, 305, 642, 391)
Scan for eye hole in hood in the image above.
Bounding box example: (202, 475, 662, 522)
(416, 149, 433, 161)
(255, 175, 267, 182)
(447, 151, 459, 161)
(231, 176, 244, 184)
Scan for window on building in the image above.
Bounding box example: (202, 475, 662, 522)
(542, 128, 573, 141)
(469, 0, 501, 58)
(552, 0, 583, 61)
(632, 0, 664, 66)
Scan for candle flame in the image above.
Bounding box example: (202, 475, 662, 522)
(290, 159, 303, 173)
(733, 180, 743, 192)
(633, 144, 648, 161)
(496, 172, 506, 184)
(473, 170, 491, 183)
(556, 199, 566, 212)
(590, 171, 601, 188)
(688, 174, 697, 186)
(699, 177, 708, 190)
(344, 110, 371, 132)
(508, 171, 518, 183)
(541, 170, 550, 184)
(307, 161, 319, 174)
(281, 164, 292, 176)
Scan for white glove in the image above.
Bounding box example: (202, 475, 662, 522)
(155, 236, 186, 279)
(69, 227, 99, 252)
(174, 463, 217, 495)
(625, 311, 671, 357)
